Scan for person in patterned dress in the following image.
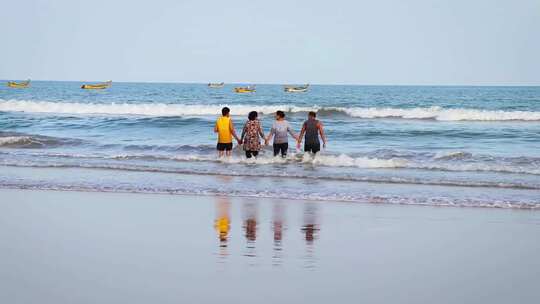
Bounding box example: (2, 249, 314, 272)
(240, 111, 265, 158)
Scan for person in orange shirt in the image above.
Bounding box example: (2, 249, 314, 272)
(214, 107, 241, 157)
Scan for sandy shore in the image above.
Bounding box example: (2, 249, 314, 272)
(0, 189, 538, 304)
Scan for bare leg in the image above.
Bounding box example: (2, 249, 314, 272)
(218, 150, 224, 158)
(226, 150, 232, 157)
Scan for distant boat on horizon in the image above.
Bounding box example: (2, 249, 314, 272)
(7, 79, 31, 88)
(284, 84, 309, 93)
(234, 85, 256, 93)
(208, 82, 224, 88)
(81, 80, 112, 90)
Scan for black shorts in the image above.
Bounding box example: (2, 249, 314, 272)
(304, 143, 320, 154)
(217, 143, 233, 151)
(245, 150, 259, 158)
(273, 143, 288, 157)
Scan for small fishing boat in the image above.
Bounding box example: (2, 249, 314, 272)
(208, 82, 224, 88)
(81, 80, 112, 90)
(234, 85, 256, 93)
(7, 79, 30, 88)
(284, 84, 309, 93)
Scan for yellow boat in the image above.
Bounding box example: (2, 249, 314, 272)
(7, 79, 30, 88)
(234, 85, 255, 93)
(81, 80, 112, 90)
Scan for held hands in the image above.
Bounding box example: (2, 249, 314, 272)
(237, 138, 243, 145)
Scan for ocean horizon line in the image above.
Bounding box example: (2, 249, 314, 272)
(1, 79, 539, 87)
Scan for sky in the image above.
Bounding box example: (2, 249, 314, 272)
(1, 0, 539, 85)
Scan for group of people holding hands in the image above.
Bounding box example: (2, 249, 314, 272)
(214, 107, 327, 158)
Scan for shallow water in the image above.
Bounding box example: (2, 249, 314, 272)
(1, 82, 539, 207)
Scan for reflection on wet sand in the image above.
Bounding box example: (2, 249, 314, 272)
(214, 197, 231, 259)
(302, 203, 319, 269)
(272, 203, 285, 266)
(213, 197, 320, 267)
(243, 202, 258, 259)
(302, 203, 320, 244)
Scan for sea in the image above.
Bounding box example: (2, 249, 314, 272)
(1, 81, 539, 208)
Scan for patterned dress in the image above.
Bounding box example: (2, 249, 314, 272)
(242, 120, 263, 151)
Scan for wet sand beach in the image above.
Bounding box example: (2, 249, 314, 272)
(0, 189, 538, 304)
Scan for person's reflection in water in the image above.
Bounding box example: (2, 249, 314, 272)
(214, 197, 231, 261)
(302, 202, 320, 269)
(242, 202, 258, 263)
(272, 202, 285, 266)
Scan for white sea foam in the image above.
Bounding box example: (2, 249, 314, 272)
(175, 153, 408, 168)
(2, 99, 540, 121)
(0, 149, 409, 169)
(168, 153, 540, 174)
(0, 136, 33, 146)
(0, 99, 314, 117)
(302, 153, 407, 168)
(340, 106, 540, 121)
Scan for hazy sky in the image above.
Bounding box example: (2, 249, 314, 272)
(1, 0, 539, 85)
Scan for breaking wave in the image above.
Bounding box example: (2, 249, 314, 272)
(339, 107, 540, 121)
(0, 132, 82, 148)
(0, 136, 33, 146)
(2, 99, 540, 121)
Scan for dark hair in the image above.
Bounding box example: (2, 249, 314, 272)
(276, 110, 285, 118)
(248, 111, 258, 121)
(308, 111, 317, 118)
(222, 107, 230, 116)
